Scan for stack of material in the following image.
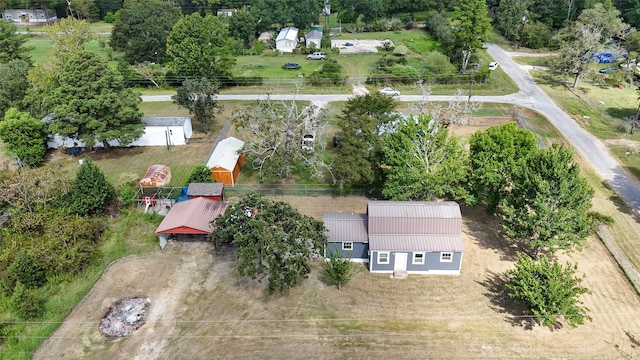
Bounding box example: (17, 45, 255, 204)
(139, 164, 172, 187)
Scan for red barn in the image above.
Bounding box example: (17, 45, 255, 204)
(187, 182, 225, 201)
(155, 197, 227, 249)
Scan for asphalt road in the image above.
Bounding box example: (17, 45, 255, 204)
(141, 45, 640, 211)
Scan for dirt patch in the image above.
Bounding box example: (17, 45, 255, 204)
(99, 297, 151, 338)
(35, 198, 640, 359)
(331, 39, 391, 54)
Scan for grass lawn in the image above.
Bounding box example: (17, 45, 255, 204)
(26, 37, 114, 63)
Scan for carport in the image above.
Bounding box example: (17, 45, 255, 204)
(155, 197, 227, 249)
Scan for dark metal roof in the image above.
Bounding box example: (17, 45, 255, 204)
(323, 213, 368, 243)
(187, 183, 224, 196)
(369, 235, 464, 252)
(141, 117, 190, 127)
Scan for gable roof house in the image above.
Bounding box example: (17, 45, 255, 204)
(1, 9, 57, 24)
(276, 27, 299, 53)
(305, 29, 322, 49)
(155, 197, 227, 249)
(324, 201, 464, 277)
(205, 136, 245, 186)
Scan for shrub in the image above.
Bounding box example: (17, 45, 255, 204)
(9, 282, 43, 320)
(8, 251, 46, 289)
(104, 11, 118, 23)
(393, 45, 408, 56)
(183, 164, 214, 185)
(68, 159, 115, 216)
(323, 250, 356, 289)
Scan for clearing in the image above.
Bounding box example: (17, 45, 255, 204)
(35, 196, 640, 359)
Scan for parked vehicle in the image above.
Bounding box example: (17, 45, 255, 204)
(378, 87, 400, 96)
(488, 62, 499, 70)
(306, 52, 328, 60)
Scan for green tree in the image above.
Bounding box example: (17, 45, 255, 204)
(451, 0, 491, 71)
(225, 8, 257, 51)
(0, 59, 30, 117)
(501, 144, 594, 256)
(95, 0, 124, 19)
(323, 250, 356, 289)
(382, 114, 469, 201)
(25, 17, 93, 118)
(210, 192, 326, 294)
(44, 50, 144, 148)
(505, 253, 591, 328)
(307, 59, 344, 86)
(9, 282, 44, 320)
(166, 13, 236, 80)
(0, 20, 32, 64)
(340, 0, 388, 22)
(251, 0, 321, 30)
(232, 87, 331, 182)
(68, 158, 115, 216)
(183, 164, 213, 186)
(110, 0, 182, 64)
(333, 93, 399, 189)
(173, 77, 219, 134)
(8, 250, 47, 289)
(468, 122, 538, 213)
(494, 0, 531, 45)
(551, 4, 631, 89)
(0, 108, 47, 167)
(70, 0, 100, 20)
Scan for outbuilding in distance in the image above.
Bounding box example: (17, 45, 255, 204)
(205, 136, 245, 186)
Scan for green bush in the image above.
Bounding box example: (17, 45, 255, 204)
(9, 282, 44, 320)
(183, 164, 214, 185)
(323, 250, 356, 289)
(393, 45, 408, 56)
(8, 251, 46, 289)
(68, 159, 115, 216)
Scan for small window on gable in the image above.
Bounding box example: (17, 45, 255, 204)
(342, 242, 353, 251)
(413, 252, 425, 265)
(440, 252, 453, 263)
(378, 252, 389, 264)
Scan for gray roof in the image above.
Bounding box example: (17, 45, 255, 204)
(306, 29, 322, 39)
(141, 117, 190, 127)
(276, 27, 299, 41)
(323, 213, 368, 243)
(368, 201, 461, 219)
(369, 235, 464, 252)
(187, 182, 224, 196)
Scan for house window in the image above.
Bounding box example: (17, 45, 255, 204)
(440, 252, 453, 263)
(342, 242, 353, 251)
(378, 252, 389, 264)
(413, 252, 425, 265)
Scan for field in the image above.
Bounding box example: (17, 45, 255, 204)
(34, 195, 640, 359)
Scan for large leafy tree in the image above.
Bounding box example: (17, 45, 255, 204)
(0, 108, 47, 167)
(339, 0, 388, 23)
(210, 192, 326, 294)
(468, 122, 538, 213)
(25, 17, 93, 118)
(494, 0, 531, 45)
(0, 20, 32, 64)
(551, 4, 631, 89)
(451, 0, 491, 72)
(333, 93, 399, 190)
(251, 0, 321, 30)
(68, 158, 115, 216)
(166, 13, 236, 80)
(232, 81, 331, 182)
(44, 50, 144, 148)
(505, 253, 591, 328)
(173, 77, 219, 134)
(110, 0, 182, 64)
(0, 59, 30, 117)
(225, 8, 257, 51)
(382, 114, 469, 201)
(501, 144, 594, 256)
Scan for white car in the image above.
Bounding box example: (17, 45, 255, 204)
(488, 62, 499, 70)
(378, 87, 400, 96)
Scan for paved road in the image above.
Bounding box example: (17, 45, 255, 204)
(141, 44, 640, 211)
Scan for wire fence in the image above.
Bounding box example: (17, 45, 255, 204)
(225, 184, 369, 197)
(595, 225, 640, 296)
(514, 106, 547, 149)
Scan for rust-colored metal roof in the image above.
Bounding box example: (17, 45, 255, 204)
(369, 235, 464, 252)
(187, 183, 224, 196)
(323, 213, 368, 243)
(155, 197, 227, 234)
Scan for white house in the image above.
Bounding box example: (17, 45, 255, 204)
(276, 27, 299, 53)
(305, 29, 322, 49)
(216, 8, 236, 17)
(47, 117, 193, 148)
(0, 9, 57, 24)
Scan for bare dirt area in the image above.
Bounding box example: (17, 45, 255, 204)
(35, 197, 640, 359)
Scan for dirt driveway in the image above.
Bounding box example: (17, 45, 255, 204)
(35, 197, 640, 359)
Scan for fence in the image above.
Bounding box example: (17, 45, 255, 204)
(595, 226, 640, 296)
(225, 184, 368, 197)
(514, 106, 547, 149)
(205, 121, 232, 164)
